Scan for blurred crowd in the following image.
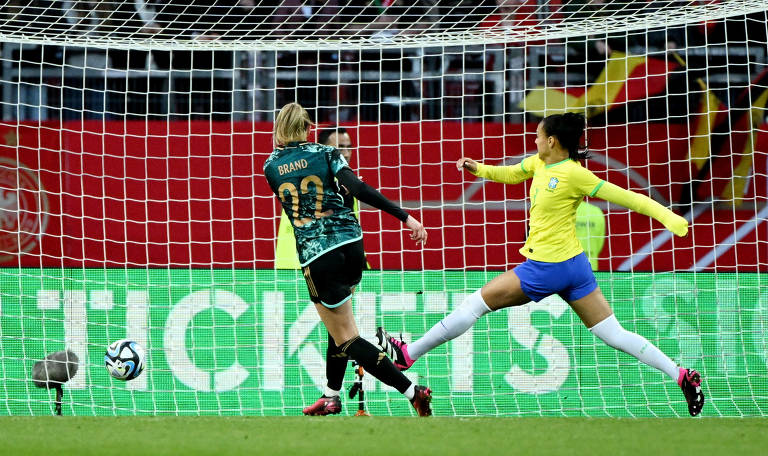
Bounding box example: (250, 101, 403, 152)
(0, 1, 765, 123)
(0, 1, 763, 69)
(1, 1, 762, 42)
(2, 0, 492, 41)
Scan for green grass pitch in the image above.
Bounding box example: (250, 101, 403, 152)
(0, 416, 765, 455)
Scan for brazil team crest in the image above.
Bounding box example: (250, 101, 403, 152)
(548, 177, 559, 190)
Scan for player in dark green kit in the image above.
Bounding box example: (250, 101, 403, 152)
(264, 103, 432, 416)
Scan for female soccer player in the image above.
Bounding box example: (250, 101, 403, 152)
(377, 112, 705, 417)
(264, 103, 432, 416)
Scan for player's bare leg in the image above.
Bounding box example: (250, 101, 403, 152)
(478, 269, 532, 310)
(314, 300, 359, 344)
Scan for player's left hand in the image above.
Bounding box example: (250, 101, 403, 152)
(405, 216, 427, 246)
(665, 213, 689, 237)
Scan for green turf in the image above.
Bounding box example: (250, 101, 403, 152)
(0, 417, 765, 455)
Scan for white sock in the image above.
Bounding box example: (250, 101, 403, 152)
(404, 383, 415, 400)
(589, 314, 679, 380)
(323, 385, 340, 397)
(408, 290, 491, 361)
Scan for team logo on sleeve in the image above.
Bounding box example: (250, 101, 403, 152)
(547, 177, 559, 190)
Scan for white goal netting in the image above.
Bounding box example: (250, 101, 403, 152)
(0, 0, 766, 417)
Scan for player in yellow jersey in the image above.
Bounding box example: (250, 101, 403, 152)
(575, 201, 605, 270)
(378, 112, 705, 417)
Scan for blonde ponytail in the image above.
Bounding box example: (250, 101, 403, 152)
(274, 103, 312, 145)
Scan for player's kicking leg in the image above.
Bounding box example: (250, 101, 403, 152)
(314, 306, 432, 417)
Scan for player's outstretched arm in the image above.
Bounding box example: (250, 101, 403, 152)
(336, 167, 427, 245)
(594, 181, 688, 237)
(457, 156, 533, 185)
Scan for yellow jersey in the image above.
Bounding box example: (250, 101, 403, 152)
(473, 155, 688, 263)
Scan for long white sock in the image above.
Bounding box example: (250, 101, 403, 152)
(408, 290, 491, 361)
(323, 385, 340, 397)
(589, 314, 679, 380)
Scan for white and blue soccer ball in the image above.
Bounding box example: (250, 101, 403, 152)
(104, 339, 146, 381)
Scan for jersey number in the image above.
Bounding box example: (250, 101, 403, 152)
(278, 175, 333, 227)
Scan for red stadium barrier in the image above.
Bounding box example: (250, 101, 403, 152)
(0, 121, 765, 271)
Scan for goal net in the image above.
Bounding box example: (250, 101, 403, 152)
(0, 0, 766, 417)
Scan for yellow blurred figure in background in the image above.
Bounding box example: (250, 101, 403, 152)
(575, 200, 606, 271)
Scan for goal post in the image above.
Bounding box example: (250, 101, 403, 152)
(0, 0, 766, 417)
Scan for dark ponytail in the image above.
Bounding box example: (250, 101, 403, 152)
(541, 112, 590, 161)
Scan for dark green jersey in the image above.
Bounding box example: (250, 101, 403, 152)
(264, 141, 362, 266)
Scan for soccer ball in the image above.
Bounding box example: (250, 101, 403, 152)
(104, 339, 146, 381)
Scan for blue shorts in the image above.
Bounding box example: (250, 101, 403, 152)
(513, 252, 598, 302)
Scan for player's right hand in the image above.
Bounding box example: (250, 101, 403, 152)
(405, 216, 427, 246)
(456, 157, 478, 173)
